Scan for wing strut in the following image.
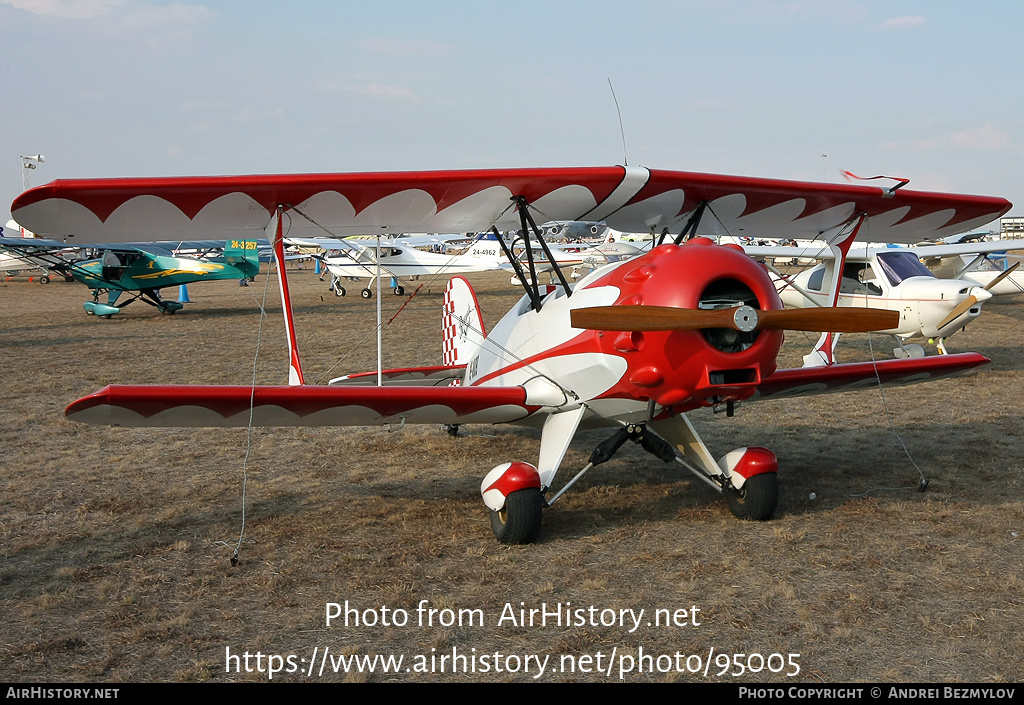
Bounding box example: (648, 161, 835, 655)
(661, 200, 708, 246)
(490, 226, 541, 312)
(514, 196, 574, 297)
(270, 206, 304, 385)
(803, 213, 866, 367)
(495, 195, 576, 313)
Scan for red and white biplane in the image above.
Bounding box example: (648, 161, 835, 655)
(12, 166, 1010, 543)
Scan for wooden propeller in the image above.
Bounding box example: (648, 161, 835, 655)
(570, 304, 898, 333)
(936, 262, 1019, 330)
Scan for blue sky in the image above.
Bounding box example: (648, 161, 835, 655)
(2, 1, 1020, 225)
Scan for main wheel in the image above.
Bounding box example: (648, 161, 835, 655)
(40, 275, 50, 284)
(489, 488, 544, 545)
(360, 288, 372, 299)
(394, 285, 405, 296)
(334, 286, 346, 297)
(726, 473, 778, 521)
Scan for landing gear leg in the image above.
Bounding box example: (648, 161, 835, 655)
(650, 415, 779, 521)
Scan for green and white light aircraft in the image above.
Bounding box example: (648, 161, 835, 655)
(0, 237, 262, 316)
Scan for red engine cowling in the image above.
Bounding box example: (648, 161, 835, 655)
(586, 239, 784, 412)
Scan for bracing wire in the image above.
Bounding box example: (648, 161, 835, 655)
(214, 214, 282, 564)
(848, 330, 929, 497)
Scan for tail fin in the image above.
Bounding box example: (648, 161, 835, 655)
(443, 276, 487, 366)
(224, 239, 260, 278)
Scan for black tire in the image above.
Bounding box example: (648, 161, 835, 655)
(394, 285, 405, 296)
(489, 488, 544, 545)
(40, 275, 50, 284)
(334, 286, 346, 297)
(726, 473, 778, 521)
(361, 288, 372, 299)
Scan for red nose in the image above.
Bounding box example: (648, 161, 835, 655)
(587, 240, 784, 411)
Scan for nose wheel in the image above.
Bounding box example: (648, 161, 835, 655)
(489, 488, 544, 545)
(725, 472, 778, 520)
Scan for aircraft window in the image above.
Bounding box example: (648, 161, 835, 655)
(876, 251, 933, 286)
(807, 266, 825, 291)
(839, 263, 882, 296)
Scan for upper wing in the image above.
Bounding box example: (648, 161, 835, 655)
(744, 239, 1024, 266)
(66, 383, 538, 427)
(0, 235, 70, 252)
(12, 166, 1010, 245)
(904, 238, 1024, 259)
(751, 353, 988, 401)
(741, 244, 849, 261)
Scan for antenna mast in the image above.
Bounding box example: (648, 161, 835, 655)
(607, 78, 628, 166)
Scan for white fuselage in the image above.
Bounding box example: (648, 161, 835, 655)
(778, 250, 991, 339)
(324, 242, 504, 280)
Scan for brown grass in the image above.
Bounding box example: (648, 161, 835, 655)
(1, 266, 1022, 682)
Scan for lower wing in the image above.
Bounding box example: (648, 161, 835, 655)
(65, 383, 537, 427)
(751, 353, 988, 400)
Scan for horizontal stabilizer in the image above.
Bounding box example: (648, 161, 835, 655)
(66, 384, 537, 427)
(330, 365, 467, 387)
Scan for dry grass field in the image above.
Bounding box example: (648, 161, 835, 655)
(1, 265, 1022, 683)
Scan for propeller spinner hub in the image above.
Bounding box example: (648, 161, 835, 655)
(732, 305, 758, 332)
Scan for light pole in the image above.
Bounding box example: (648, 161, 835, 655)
(20, 154, 45, 191)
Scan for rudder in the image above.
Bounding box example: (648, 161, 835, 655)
(443, 276, 487, 366)
(224, 239, 260, 279)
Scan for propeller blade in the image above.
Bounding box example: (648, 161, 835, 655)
(756, 307, 899, 332)
(571, 305, 898, 333)
(936, 295, 979, 330)
(570, 305, 746, 332)
(983, 261, 1020, 292)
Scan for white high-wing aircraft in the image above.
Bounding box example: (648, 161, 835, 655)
(294, 230, 617, 297)
(915, 239, 1024, 296)
(0, 219, 58, 280)
(287, 233, 506, 297)
(745, 240, 1024, 360)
